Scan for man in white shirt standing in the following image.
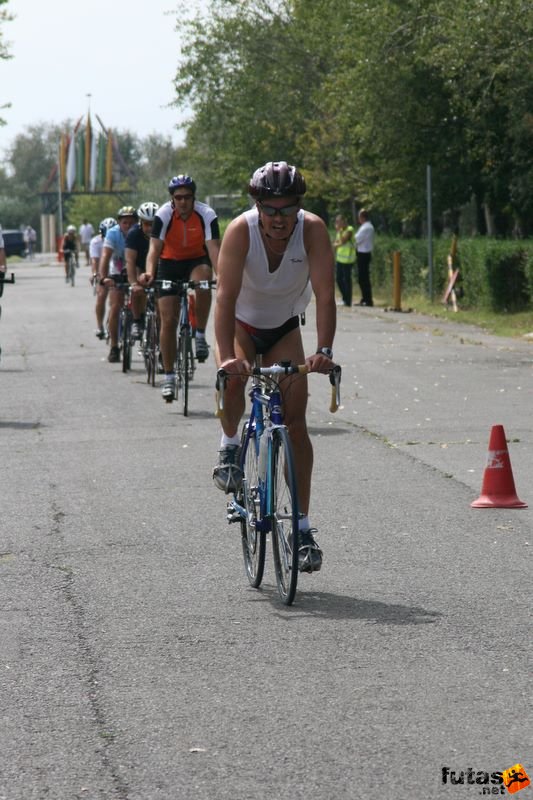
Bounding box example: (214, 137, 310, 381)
(79, 220, 95, 266)
(355, 208, 375, 307)
(0, 225, 6, 273)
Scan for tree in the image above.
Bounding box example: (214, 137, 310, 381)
(0, 0, 13, 127)
(170, 0, 533, 234)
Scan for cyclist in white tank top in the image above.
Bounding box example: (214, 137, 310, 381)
(236, 207, 312, 328)
(213, 162, 337, 574)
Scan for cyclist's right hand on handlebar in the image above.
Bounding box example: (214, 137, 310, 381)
(219, 357, 251, 378)
(138, 272, 154, 286)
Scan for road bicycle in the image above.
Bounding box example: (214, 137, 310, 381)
(140, 287, 159, 387)
(157, 278, 217, 416)
(64, 251, 77, 287)
(118, 284, 133, 373)
(0, 271, 15, 362)
(216, 359, 341, 605)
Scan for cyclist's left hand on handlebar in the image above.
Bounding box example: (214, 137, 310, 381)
(138, 272, 154, 286)
(306, 352, 333, 373)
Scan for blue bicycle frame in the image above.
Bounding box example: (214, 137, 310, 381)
(235, 378, 285, 533)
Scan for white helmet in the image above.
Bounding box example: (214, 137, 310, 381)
(66, 224, 76, 233)
(137, 201, 159, 222)
(99, 217, 117, 236)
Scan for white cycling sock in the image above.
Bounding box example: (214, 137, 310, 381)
(165, 372, 174, 381)
(221, 433, 240, 447)
(298, 515, 311, 532)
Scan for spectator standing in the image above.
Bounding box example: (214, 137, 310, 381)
(0, 224, 6, 273)
(332, 214, 355, 306)
(24, 225, 37, 260)
(79, 220, 95, 266)
(355, 209, 375, 307)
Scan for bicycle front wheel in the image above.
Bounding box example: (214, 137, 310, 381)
(270, 426, 299, 605)
(187, 333, 195, 381)
(143, 312, 155, 385)
(177, 330, 190, 415)
(239, 422, 266, 588)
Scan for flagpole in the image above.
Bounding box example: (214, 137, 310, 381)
(57, 142, 64, 237)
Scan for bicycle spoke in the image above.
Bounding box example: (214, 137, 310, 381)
(270, 427, 299, 605)
(240, 423, 266, 587)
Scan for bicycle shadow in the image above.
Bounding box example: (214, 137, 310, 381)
(169, 409, 218, 421)
(246, 584, 442, 625)
(308, 425, 351, 437)
(0, 420, 42, 430)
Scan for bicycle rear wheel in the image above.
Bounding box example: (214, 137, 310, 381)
(270, 426, 299, 605)
(177, 330, 190, 415)
(239, 422, 266, 588)
(121, 309, 132, 373)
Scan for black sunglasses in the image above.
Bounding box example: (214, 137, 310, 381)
(259, 202, 299, 217)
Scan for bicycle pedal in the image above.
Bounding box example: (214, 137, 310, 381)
(226, 503, 241, 524)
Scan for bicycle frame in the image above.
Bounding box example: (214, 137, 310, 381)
(231, 374, 286, 533)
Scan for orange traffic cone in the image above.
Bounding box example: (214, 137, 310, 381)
(471, 425, 527, 508)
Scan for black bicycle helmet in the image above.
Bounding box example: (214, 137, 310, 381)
(168, 174, 196, 195)
(248, 161, 306, 199)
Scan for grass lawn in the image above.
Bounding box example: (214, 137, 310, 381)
(369, 291, 533, 340)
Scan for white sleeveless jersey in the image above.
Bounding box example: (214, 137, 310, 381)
(236, 208, 312, 328)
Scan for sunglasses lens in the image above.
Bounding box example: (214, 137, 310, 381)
(261, 203, 298, 217)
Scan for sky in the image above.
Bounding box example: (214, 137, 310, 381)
(0, 0, 207, 158)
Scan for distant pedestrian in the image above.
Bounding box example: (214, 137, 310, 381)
(333, 214, 355, 306)
(0, 224, 6, 273)
(24, 225, 37, 260)
(355, 209, 374, 307)
(79, 220, 94, 266)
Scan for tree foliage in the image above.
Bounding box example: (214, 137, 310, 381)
(0, 0, 13, 127)
(171, 0, 533, 234)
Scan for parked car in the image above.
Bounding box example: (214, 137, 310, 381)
(2, 229, 26, 258)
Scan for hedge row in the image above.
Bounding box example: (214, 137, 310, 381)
(371, 237, 533, 311)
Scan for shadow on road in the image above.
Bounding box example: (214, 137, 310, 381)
(247, 584, 443, 625)
(308, 425, 351, 437)
(0, 420, 42, 429)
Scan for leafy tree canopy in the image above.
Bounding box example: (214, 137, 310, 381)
(170, 0, 533, 234)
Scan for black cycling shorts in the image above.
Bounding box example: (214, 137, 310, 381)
(157, 257, 210, 297)
(109, 271, 128, 288)
(236, 316, 300, 355)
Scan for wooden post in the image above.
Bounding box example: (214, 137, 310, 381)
(443, 235, 459, 312)
(392, 251, 402, 311)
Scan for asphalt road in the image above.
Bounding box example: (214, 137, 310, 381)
(1, 259, 531, 800)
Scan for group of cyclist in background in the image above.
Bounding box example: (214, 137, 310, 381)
(75, 163, 336, 575)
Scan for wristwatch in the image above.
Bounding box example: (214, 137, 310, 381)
(316, 347, 333, 359)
